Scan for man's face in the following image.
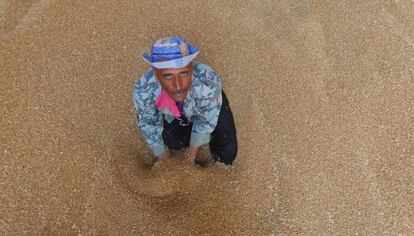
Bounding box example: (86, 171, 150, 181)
(154, 64, 193, 102)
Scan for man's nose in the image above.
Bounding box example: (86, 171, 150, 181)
(173, 75, 182, 89)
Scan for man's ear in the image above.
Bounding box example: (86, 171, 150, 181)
(152, 67, 160, 81)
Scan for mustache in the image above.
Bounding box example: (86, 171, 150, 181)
(171, 88, 186, 94)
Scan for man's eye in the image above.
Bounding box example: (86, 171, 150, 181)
(163, 74, 172, 80)
(179, 72, 188, 77)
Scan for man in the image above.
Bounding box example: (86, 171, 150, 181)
(133, 36, 237, 165)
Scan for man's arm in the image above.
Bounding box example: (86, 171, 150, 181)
(188, 64, 223, 163)
(133, 78, 166, 158)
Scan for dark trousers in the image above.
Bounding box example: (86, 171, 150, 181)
(162, 91, 238, 165)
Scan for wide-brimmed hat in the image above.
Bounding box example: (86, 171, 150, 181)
(142, 36, 200, 69)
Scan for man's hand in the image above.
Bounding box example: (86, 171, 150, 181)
(155, 152, 169, 162)
(186, 146, 199, 165)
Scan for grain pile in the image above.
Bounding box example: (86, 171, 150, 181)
(1, 0, 413, 234)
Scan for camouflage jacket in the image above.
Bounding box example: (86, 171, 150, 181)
(133, 61, 223, 156)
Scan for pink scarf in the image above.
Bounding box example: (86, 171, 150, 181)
(154, 90, 180, 117)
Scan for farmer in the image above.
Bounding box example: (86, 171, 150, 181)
(133, 36, 237, 165)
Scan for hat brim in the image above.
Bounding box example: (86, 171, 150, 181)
(142, 51, 199, 69)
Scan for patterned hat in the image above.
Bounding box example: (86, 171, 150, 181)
(142, 36, 200, 69)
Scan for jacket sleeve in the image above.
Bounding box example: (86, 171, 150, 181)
(190, 68, 223, 147)
(133, 78, 166, 156)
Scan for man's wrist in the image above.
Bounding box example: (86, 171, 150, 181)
(157, 151, 169, 160)
(186, 146, 199, 163)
